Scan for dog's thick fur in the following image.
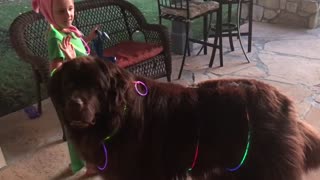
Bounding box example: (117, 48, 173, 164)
(49, 56, 320, 180)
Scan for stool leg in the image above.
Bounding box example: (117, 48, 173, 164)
(178, 22, 190, 79)
(187, 21, 191, 57)
(187, 38, 191, 56)
(237, 0, 251, 63)
(238, 2, 243, 40)
(209, 32, 218, 68)
(248, 0, 253, 52)
(227, 3, 234, 51)
(203, 14, 208, 55)
(209, 10, 222, 68)
(218, 7, 224, 67)
(219, 36, 224, 67)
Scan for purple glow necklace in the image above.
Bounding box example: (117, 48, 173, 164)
(97, 81, 148, 171)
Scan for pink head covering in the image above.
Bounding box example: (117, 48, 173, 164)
(32, 0, 83, 37)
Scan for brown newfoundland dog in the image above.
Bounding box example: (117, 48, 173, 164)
(49, 56, 320, 180)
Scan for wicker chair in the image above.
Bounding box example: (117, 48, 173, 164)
(9, 0, 171, 141)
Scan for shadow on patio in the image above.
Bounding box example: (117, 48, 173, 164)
(0, 22, 320, 180)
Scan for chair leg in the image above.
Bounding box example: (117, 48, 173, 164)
(178, 22, 190, 79)
(197, 46, 204, 56)
(167, 76, 171, 82)
(33, 70, 42, 114)
(218, 7, 224, 67)
(166, 72, 171, 82)
(209, 32, 218, 68)
(228, 31, 234, 51)
(37, 82, 42, 114)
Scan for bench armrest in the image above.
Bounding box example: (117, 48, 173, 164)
(9, 11, 50, 83)
(141, 24, 172, 75)
(24, 54, 50, 83)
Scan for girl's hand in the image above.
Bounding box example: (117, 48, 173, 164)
(85, 25, 101, 43)
(59, 35, 76, 60)
(50, 60, 63, 71)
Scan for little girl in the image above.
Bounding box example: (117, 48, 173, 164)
(32, 0, 98, 176)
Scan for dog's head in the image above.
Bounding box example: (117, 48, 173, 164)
(49, 56, 132, 130)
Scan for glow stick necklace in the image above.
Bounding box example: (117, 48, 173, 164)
(133, 81, 148, 96)
(188, 110, 251, 172)
(188, 135, 200, 171)
(97, 136, 110, 171)
(96, 107, 125, 171)
(97, 81, 148, 171)
(226, 130, 251, 172)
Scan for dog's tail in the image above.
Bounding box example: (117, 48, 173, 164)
(299, 120, 320, 171)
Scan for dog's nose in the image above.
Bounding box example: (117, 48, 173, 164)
(68, 98, 84, 110)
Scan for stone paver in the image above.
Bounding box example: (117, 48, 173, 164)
(0, 22, 320, 180)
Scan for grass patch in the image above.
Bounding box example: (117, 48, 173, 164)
(0, 1, 36, 116)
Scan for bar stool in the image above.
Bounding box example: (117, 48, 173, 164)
(157, 0, 223, 79)
(209, 0, 253, 67)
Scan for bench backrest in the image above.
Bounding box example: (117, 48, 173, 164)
(10, 0, 148, 61)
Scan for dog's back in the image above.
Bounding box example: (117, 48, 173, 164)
(298, 120, 320, 170)
(197, 79, 320, 178)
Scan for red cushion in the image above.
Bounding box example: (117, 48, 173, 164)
(103, 41, 164, 68)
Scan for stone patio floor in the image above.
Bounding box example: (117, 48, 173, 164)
(0, 22, 320, 180)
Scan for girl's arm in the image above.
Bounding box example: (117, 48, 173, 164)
(50, 36, 76, 72)
(59, 35, 76, 60)
(50, 59, 63, 71)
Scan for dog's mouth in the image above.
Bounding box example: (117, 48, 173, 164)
(67, 112, 97, 129)
(65, 103, 98, 129)
(69, 118, 96, 129)
(70, 121, 91, 129)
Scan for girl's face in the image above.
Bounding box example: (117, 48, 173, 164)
(53, 0, 74, 29)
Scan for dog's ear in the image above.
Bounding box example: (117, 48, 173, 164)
(94, 57, 133, 111)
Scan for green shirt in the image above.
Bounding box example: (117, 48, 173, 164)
(47, 26, 88, 61)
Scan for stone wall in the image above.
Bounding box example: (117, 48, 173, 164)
(242, 0, 320, 28)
